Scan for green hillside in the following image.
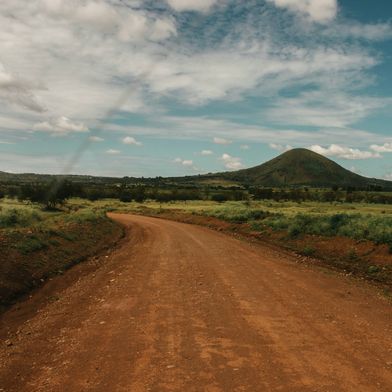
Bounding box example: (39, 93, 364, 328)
(204, 148, 392, 188)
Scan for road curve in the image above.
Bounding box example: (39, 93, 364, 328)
(0, 213, 391, 392)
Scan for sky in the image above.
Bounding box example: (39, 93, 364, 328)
(0, 0, 392, 179)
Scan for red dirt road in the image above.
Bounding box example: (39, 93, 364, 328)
(1, 213, 391, 392)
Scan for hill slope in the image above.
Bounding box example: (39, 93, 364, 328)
(205, 148, 392, 188)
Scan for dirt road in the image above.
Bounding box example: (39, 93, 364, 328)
(1, 214, 391, 391)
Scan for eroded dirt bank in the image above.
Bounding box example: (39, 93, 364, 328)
(0, 213, 391, 391)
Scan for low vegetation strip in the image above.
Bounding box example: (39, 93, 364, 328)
(203, 204, 392, 247)
(0, 203, 123, 310)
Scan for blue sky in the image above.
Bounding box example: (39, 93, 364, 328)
(0, 0, 392, 179)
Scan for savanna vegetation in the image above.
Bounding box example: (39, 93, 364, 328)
(0, 198, 123, 309)
(1, 158, 392, 308)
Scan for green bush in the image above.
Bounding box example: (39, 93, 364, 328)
(263, 212, 392, 246)
(64, 208, 104, 223)
(302, 245, 316, 256)
(15, 237, 48, 254)
(0, 208, 43, 228)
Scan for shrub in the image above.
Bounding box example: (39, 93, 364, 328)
(211, 194, 229, 203)
(368, 265, 381, 274)
(288, 225, 302, 238)
(15, 237, 47, 254)
(329, 213, 349, 233)
(302, 245, 316, 257)
(0, 208, 43, 228)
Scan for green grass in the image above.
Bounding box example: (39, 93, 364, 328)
(14, 236, 48, 255)
(262, 213, 392, 245)
(83, 198, 392, 246)
(0, 198, 124, 309)
(0, 206, 43, 228)
(4, 196, 390, 250)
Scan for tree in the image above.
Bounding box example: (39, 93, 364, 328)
(212, 193, 228, 202)
(19, 180, 72, 209)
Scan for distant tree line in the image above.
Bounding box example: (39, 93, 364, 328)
(250, 187, 392, 204)
(1, 181, 392, 207)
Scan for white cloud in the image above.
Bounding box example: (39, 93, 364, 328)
(220, 153, 243, 170)
(200, 149, 213, 155)
(166, 0, 218, 13)
(384, 173, 392, 181)
(324, 22, 392, 41)
(122, 136, 142, 146)
(370, 142, 392, 153)
(173, 157, 193, 166)
(99, 114, 391, 150)
(0, 1, 385, 135)
(269, 143, 293, 152)
(213, 137, 232, 145)
(0, 0, 177, 130)
(1, 1, 392, 177)
(89, 135, 104, 142)
(117, 13, 177, 43)
(266, 91, 388, 129)
(182, 159, 193, 166)
(240, 144, 250, 150)
(349, 166, 361, 174)
(33, 116, 88, 135)
(0, 62, 46, 113)
(309, 144, 381, 160)
(267, 0, 338, 23)
(106, 148, 121, 155)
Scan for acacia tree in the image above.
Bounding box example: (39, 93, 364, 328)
(19, 180, 73, 209)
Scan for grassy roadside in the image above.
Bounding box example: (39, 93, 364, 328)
(0, 200, 123, 310)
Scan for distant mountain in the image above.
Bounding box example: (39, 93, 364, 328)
(201, 148, 392, 188)
(1, 148, 391, 189)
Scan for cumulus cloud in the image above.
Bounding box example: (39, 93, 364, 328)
(200, 150, 213, 155)
(42, 0, 177, 43)
(269, 143, 293, 152)
(106, 149, 121, 155)
(221, 153, 243, 170)
(166, 0, 218, 13)
(122, 136, 142, 146)
(349, 166, 362, 174)
(0, 0, 178, 131)
(174, 157, 193, 166)
(0, 1, 387, 136)
(266, 0, 338, 23)
(0, 62, 46, 113)
(89, 136, 104, 142)
(309, 144, 381, 160)
(213, 137, 232, 145)
(1, 1, 392, 177)
(370, 142, 392, 153)
(33, 116, 88, 135)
